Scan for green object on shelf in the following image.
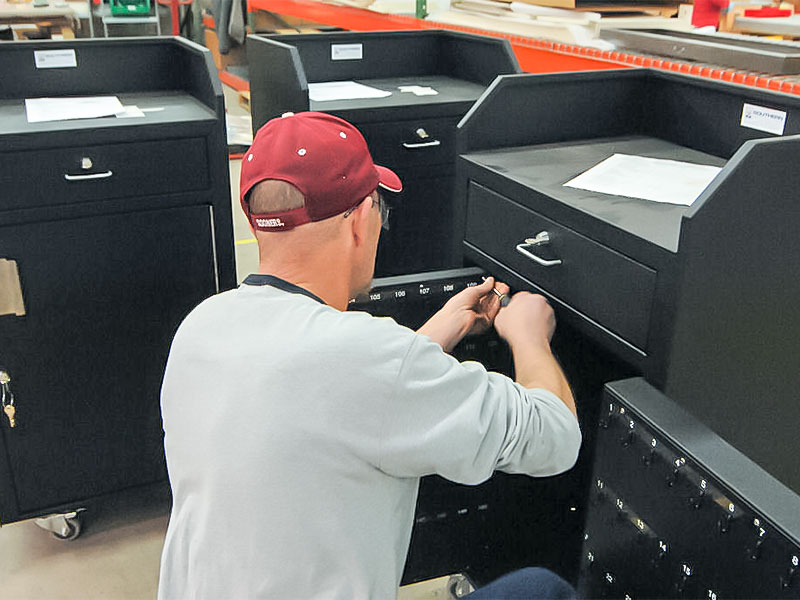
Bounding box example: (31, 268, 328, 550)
(109, 0, 151, 16)
(415, 0, 427, 19)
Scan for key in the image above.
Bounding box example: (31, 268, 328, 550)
(482, 277, 511, 307)
(3, 403, 15, 428)
(490, 286, 510, 307)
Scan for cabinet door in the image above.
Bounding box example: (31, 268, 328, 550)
(0, 206, 219, 521)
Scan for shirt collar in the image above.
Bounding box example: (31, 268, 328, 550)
(242, 274, 326, 305)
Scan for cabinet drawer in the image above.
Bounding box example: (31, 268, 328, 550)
(465, 182, 656, 351)
(0, 138, 209, 211)
(358, 117, 457, 169)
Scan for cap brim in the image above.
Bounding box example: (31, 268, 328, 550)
(375, 165, 403, 193)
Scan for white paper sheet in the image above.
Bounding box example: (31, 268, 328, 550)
(398, 85, 439, 96)
(308, 81, 392, 102)
(563, 153, 722, 206)
(25, 96, 125, 123)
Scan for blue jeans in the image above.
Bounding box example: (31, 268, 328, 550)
(466, 567, 577, 599)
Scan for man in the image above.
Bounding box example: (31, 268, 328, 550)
(158, 112, 581, 599)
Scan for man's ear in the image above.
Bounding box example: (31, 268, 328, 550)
(348, 197, 373, 247)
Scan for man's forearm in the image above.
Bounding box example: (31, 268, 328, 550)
(510, 341, 577, 418)
(416, 314, 466, 353)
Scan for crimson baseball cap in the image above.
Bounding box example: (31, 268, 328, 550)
(240, 111, 402, 232)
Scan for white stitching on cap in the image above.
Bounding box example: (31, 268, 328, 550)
(297, 148, 307, 156)
(247, 154, 253, 161)
(340, 132, 347, 138)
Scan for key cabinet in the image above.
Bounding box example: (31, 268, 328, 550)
(455, 69, 800, 501)
(0, 38, 235, 532)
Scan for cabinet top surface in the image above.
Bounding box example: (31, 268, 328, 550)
(463, 135, 728, 253)
(309, 76, 486, 114)
(0, 91, 216, 138)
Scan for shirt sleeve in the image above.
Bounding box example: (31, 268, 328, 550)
(376, 333, 582, 484)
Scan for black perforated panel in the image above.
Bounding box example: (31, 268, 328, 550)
(579, 379, 800, 599)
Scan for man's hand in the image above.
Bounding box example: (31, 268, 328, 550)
(494, 291, 576, 418)
(417, 277, 509, 353)
(494, 291, 555, 350)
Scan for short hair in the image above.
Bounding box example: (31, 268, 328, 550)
(248, 180, 305, 215)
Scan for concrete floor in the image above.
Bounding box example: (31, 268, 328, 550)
(3, 491, 169, 599)
(0, 86, 455, 600)
(2, 491, 456, 599)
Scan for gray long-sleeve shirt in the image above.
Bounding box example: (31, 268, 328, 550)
(158, 278, 581, 599)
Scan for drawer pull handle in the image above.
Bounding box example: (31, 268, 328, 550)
(515, 231, 562, 267)
(64, 170, 113, 182)
(402, 140, 441, 149)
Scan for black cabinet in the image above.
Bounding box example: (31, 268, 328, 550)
(247, 30, 520, 276)
(456, 70, 800, 502)
(0, 38, 234, 526)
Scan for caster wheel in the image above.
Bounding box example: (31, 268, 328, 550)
(51, 515, 82, 541)
(448, 574, 475, 598)
(36, 510, 85, 541)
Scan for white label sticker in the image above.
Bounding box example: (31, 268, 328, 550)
(741, 103, 787, 136)
(34, 49, 77, 69)
(331, 43, 363, 61)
